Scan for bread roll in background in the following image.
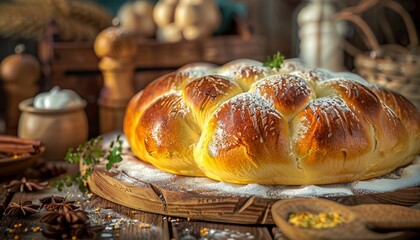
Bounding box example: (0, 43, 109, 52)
(124, 59, 420, 185)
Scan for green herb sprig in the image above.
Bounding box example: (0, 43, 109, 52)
(263, 52, 285, 70)
(52, 135, 123, 192)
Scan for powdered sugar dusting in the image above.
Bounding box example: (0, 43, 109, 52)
(191, 75, 232, 97)
(291, 68, 335, 84)
(158, 92, 190, 118)
(114, 153, 420, 199)
(278, 58, 306, 74)
(353, 157, 420, 193)
(208, 93, 281, 157)
(229, 65, 271, 78)
(332, 72, 370, 86)
(175, 68, 215, 88)
(217, 64, 274, 87)
(215, 93, 277, 119)
(280, 185, 353, 198)
(178, 68, 214, 79)
(208, 120, 230, 157)
(252, 74, 314, 106)
(301, 97, 361, 138)
(116, 155, 175, 183)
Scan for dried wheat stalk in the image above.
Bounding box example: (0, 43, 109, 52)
(0, 0, 112, 41)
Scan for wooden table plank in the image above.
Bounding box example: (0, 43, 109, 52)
(0, 180, 11, 216)
(1, 187, 274, 240)
(1, 159, 276, 240)
(0, 190, 44, 240)
(88, 194, 170, 240)
(272, 227, 288, 240)
(88, 192, 274, 240)
(0, 185, 171, 240)
(171, 220, 273, 240)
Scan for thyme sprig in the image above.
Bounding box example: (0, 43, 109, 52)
(263, 51, 285, 70)
(52, 135, 123, 192)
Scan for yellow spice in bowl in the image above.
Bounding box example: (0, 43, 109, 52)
(288, 212, 346, 229)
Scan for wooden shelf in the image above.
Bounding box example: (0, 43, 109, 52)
(40, 35, 267, 137)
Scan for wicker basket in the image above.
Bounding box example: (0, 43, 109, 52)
(336, 0, 420, 110)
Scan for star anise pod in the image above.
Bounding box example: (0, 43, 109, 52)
(42, 208, 102, 239)
(3, 201, 40, 217)
(39, 195, 65, 205)
(42, 223, 103, 240)
(3, 177, 48, 193)
(39, 195, 79, 212)
(42, 208, 88, 226)
(41, 211, 69, 239)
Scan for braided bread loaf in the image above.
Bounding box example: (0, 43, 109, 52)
(124, 59, 420, 185)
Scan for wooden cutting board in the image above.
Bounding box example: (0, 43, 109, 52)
(85, 160, 420, 225)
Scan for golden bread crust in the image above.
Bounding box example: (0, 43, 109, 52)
(124, 60, 420, 185)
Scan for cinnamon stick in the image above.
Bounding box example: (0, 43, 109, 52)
(0, 143, 37, 154)
(0, 135, 42, 147)
(0, 135, 42, 155)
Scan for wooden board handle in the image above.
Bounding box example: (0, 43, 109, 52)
(365, 222, 420, 234)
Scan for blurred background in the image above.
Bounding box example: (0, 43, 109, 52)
(0, 0, 419, 139)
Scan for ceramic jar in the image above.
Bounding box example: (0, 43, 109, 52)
(18, 98, 88, 161)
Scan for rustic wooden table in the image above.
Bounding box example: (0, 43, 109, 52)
(0, 160, 281, 240)
(1, 158, 419, 240)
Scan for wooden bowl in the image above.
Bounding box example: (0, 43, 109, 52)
(0, 145, 45, 178)
(271, 198, 420, 240)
